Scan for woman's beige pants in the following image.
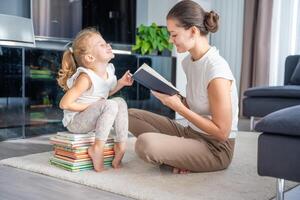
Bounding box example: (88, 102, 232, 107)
(128, 108, 235, 172)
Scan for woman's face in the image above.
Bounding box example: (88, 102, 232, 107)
(90, 34, 115, 62)
(167, 19, 195, 53)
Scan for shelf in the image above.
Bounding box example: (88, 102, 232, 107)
(30, 104, 53, 109)
(28, 78, 56, 81)
(1, 46, 176, 140)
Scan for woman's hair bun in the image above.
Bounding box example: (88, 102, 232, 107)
(204, 11, 219, 33)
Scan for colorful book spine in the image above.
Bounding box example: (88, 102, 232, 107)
(49, 132, 115, 172)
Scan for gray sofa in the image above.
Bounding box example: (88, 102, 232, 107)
(243, 55, 300, 130)
(255, 105, 300, 200)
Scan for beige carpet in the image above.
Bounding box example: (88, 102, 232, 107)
(0, 132, 297, 200)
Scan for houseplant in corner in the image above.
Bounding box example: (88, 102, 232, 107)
(132, 23, 173, 56)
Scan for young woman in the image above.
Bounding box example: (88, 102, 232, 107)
(128, 0, 238, 174)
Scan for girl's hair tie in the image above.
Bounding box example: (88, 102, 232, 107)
(69, 47, 74, 53)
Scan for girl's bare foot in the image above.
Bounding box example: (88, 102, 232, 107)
(88, 140, 105, 172)
(112, 142, 126, 169)
(173, 167, 190, 174)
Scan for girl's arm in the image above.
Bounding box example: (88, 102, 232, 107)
(109, 80, 125, 96)
(109, 70, 134, 96)
(59, 73, 92, 112)
(152, 78, 232, 142)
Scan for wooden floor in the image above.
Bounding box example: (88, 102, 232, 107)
(0, 165, 132, 200)
(0, 137, 133, 200)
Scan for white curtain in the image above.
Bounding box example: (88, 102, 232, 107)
(269, 0, 300, 85)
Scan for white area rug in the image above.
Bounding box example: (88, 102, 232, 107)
(0, 132, 297, 200)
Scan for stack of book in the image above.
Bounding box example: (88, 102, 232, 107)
(49, 132, 115, 172)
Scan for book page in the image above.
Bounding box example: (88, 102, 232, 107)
(136, 63, 178, 91)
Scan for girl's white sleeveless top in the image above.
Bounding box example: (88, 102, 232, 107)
(62, 64, 117, 127)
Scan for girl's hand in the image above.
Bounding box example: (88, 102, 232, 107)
(151, 91, 184, 111)
(109, 70, 133, 96)
(118, 70, 134, 87)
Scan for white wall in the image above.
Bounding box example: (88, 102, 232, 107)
(137, 0, 178, 26)
(210, 0, 244, 92)
(147, 0, 176, 26)
(137, 0, 211, 26)
(136, 0, 148, 27)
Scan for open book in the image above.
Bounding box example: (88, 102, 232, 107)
(131, 63, 179, 95)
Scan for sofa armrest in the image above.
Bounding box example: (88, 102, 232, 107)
(258, 133, 300, 182)
(255, 105, 300, 137)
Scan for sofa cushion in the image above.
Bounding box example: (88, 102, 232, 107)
(244, 85, 300, 98)
(290, 60, 300, 85)
(255, 105, 300, 136)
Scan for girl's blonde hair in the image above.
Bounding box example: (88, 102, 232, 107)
(57, 27, 101, 91)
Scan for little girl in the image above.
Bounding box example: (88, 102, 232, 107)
(57, 28, 133, 172)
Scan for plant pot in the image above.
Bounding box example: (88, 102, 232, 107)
(158, 49, 171, 57)
(149, 50, 158, 56)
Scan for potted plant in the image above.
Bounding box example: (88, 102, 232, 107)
(132, 23, 173, 56)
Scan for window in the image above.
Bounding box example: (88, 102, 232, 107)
(269, 0, 300, 85)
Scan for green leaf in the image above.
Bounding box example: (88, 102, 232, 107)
(157, 43, 163, 52)
(132, 45, 140, 51)
(149, 28, 156, 39)
(142, 41, 151, 52)
(138, 24, 145, 33)
(161, 42, 168, 49)
(168, 43, 173, 50)
(152, 40, 158, 50)
(151, 22, 157, 28)
(144, 34, 151, 43)
(136, 36, 141, 45)
(161, 28, 168, 37)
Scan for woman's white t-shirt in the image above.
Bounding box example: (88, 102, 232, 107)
(182, 46, 238, 138)
(62, 63, 117, 127)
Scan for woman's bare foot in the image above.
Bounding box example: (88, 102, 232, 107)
(112, 142, 126, 169)
(88, 140, 105, 172)
(173, 167, 190, 174)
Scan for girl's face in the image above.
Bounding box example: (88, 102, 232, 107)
(89, 34, 114, 63)
(167, 19, 195, 53)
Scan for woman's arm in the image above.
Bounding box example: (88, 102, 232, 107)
(178, 94, 190, 109)
(178, 78, 232, 141)
(152, 78, 232, 142)
(59, 73, 92, 112)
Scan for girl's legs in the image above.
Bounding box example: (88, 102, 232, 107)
(110, 97, 129, 168)
(67, 99, 119, 172)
